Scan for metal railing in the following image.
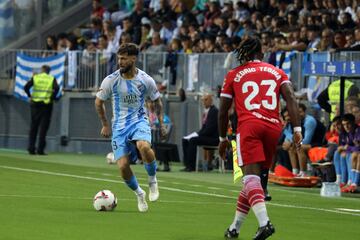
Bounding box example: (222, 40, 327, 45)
(1, 50, 360, 95)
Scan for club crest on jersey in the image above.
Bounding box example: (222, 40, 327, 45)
(137, 83, 145, 93)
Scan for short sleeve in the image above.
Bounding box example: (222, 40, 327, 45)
(279, 68, 291, 86)
(96, 77, 112, 100)
(146, 77, 160, 101)
(220, 71, 234, 99)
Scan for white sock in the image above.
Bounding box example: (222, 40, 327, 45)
(229, 211, 247, 232)
(336, 175, 341, 184)
(148, 175, 157, 184)
(292, 168, 299, 175)
(134, 186, 144, 195)
(252, 202, 269, 227)
(299, 170, 306, 176)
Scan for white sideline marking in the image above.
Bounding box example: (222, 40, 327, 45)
(0, 194, 234, 206)
(207, 187, 221, 190)
(335, 208, 360, 213)
(1, 165, 360, 217)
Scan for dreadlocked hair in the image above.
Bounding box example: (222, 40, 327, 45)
(235, 37, 262, 65)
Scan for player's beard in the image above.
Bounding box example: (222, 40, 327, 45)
(119, 65, 132, 74)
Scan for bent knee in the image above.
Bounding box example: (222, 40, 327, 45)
(136, 141, 151, 152)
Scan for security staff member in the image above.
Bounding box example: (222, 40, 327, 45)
(317, 79, 359, 120)
(24, 65, 59, 155)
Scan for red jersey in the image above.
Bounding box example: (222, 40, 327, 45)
(221, 61, 290, 131)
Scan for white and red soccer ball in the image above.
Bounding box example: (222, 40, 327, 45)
(93, 190, 117, 211)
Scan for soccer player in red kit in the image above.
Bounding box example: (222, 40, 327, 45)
(218, 37, 303, 240)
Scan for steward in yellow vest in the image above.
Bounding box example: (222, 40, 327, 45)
(317, 79, 359, 120)
(24, 65, 59, 155)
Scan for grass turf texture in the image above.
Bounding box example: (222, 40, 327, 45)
(0, 150, 359, 240)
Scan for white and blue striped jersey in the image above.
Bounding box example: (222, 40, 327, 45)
(96, 69, 160, 131)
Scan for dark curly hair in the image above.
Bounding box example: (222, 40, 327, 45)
(234, 37, 262, 65)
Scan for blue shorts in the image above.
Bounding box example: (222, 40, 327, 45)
(112, 120, 151, 163)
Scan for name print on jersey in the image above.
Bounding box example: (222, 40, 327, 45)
(123, 94, 138, 105)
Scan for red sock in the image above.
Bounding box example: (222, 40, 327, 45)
(236, 190, 250, 214)
(243, 175, 265, 207)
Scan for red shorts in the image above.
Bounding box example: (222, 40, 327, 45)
(236, 121, 281, 169)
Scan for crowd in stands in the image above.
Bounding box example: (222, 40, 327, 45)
(41, 0, 360, 58)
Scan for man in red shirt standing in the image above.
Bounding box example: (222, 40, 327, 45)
(219, 37, 302, 240)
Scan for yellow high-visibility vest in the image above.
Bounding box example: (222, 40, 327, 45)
(32, 73, 54, 104)
(328, 79, 353, 120)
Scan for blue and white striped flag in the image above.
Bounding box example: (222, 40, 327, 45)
(14, 53, 66, 101)
(275, 51, 296, 79)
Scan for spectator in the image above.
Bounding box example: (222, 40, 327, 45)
(181, 93, 219, 172)
(288, 104, 318, 177)
(234, 1, 250, 21)
(180, 35, 193, 54)
(129, 0, 149, 27)
(203, 34, 218, 53)
(98, 34, 110, 64)
(203, 0, 221, 31)
(306, 25, 321, 51)
(140, 23, 151, 50)
(339, 12, 357, 30)
(45, 35, 57, 51)
(145, 32, 167, 52)
(159, 17, 175, 44)
(333, 30, 346, 49)
(334, 114, 358, 191)
(318, 28, 334, 51)
(121, 17, 141, 44)
(57, 33, 68, 51)
(165, 38, 181, 85)
(83, 17, 103, 44)
(91, 0, 105, 20)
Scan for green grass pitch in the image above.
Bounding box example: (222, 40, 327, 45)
(0, 150, 359, 240)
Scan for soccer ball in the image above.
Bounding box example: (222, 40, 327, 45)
(93, 190, 117, 211)
(106, 152, 116, 164)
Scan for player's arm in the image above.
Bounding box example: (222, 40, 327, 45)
(95, 97, 111, 138)
(153, 97, 167, 140)
(218, 97, 232, 159)
(280, 83, 302, 147)
(153, 97, 164, 125)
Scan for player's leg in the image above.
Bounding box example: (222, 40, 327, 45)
(260, 168, 271, 201)
(355, 154, 360, 188)
(225, 189, 250, 238)
(288, 144, 299, 175)
(117, 155, 148, 212)
(136, 140, 159, 201)
(242, 164, 275, 240)
(333, 150, 342, 185)
(113, 132, 148, 212)
(131, 120, 159, 201)
(298, 144, 311, 176)
(225, 125, 277, 239)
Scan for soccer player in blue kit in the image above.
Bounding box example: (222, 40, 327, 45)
(95, 43, 167, 212)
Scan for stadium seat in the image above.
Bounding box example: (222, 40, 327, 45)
(196, 145, 224, 173)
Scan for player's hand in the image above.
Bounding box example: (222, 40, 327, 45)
(101, 125, 111, 138)
(218, 140, 229, 160)
(159, 124, 167, 141)
(293, 131, 302, 150)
